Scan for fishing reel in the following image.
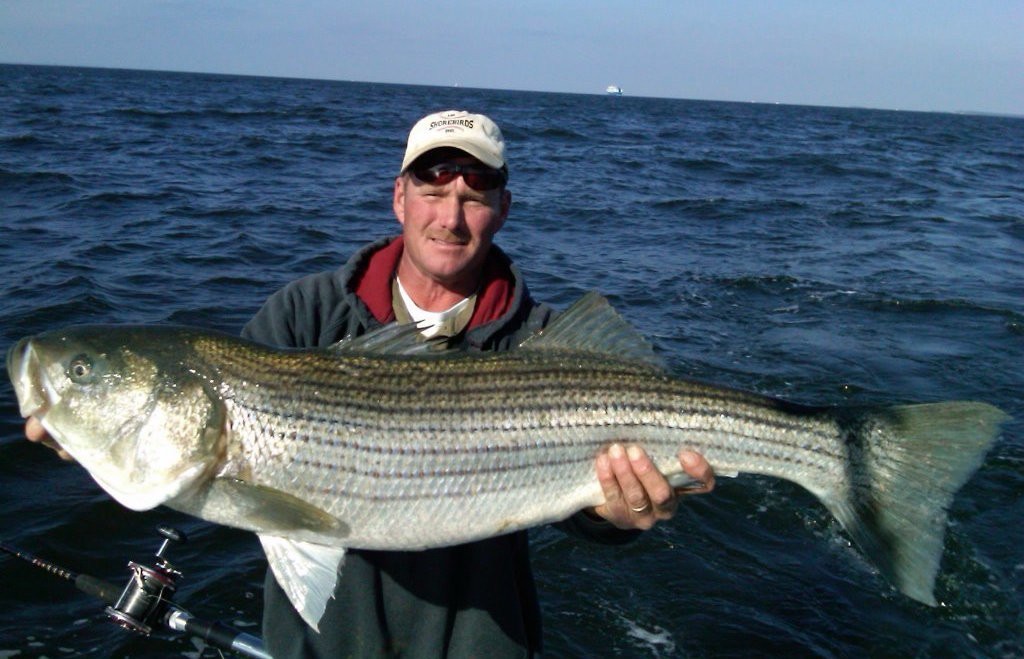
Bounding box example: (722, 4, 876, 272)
(106, 525, 186, 635)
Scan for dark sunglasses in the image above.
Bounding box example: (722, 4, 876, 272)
(411, 162, 507, 191)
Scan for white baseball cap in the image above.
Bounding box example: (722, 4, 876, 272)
(400, 110, 506, 172)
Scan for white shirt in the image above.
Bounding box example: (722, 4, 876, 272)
(395, 277, 475, 339)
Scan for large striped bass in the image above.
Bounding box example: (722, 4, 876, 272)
(6, 292, 1008, 631)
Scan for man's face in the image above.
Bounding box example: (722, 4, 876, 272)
(393, 154, 510, 288)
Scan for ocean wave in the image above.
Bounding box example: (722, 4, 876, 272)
(0, 168, 78, 186)
(665, 156, 735, 172)
(859, 295, 1024, 322)
(102, 106, 292, 121)
(749, 152, 901, 180)
(6, 293, 117, 333)
(531, 125, 588, 141)
(715, 273, 804, 292)
(168, 203, 257, 219)
(650, 196, 727, 212)
(719, 274, 1021, 319)
(57, 189, 180, 210)
(0, 133, 45, 147)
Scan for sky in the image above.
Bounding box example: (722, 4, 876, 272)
(1, 0, 1021, 115)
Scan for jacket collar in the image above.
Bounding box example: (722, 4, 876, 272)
(352, 236, 515, 329)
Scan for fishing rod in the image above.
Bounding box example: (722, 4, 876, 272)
(0, 525, 271, 659)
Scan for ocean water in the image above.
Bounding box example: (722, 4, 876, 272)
(0, 64, 1022, 658)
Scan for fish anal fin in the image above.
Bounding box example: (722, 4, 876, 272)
(259, 535, 347, 632)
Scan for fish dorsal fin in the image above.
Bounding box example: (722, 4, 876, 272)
(520, 291, 664, 368)
(328, 322, 447, 356)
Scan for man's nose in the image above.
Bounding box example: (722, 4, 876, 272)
(435, 183, 471, 227)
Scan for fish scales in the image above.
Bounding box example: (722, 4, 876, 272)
(188, 334, 850, 549)
(208, 341, 845, 473)
(205, 336, 841, 451)
(207, 337, 843, 463)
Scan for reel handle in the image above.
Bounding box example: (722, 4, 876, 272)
(154, 525, 187, 564)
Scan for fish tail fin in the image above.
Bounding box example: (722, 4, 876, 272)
(823, 401, 1008, 605)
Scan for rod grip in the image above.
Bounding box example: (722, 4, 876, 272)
(179, 615, 272, 659)
(74, 573, 122, 604)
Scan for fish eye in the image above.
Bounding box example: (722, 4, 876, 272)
(67, 355, 94, 383)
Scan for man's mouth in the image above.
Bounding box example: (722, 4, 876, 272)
(428, 232, 467, 247)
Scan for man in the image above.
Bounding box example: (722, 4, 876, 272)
(27, 109, 715, 658)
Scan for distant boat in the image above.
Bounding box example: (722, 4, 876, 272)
(605, 85, 623, 95)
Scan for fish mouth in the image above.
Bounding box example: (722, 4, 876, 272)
(6, 337, 50, 419)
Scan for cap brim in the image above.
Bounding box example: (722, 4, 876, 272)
(401, 142, 504, 172)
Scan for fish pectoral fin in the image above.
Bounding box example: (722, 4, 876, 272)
(207, 478, 349, 537)
(259, 534, 346, 632)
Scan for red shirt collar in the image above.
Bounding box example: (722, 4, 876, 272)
(353, 236, 515, 329)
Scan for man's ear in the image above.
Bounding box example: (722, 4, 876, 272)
(496, 188, 512, 231)
(393, 176, 406, 225)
